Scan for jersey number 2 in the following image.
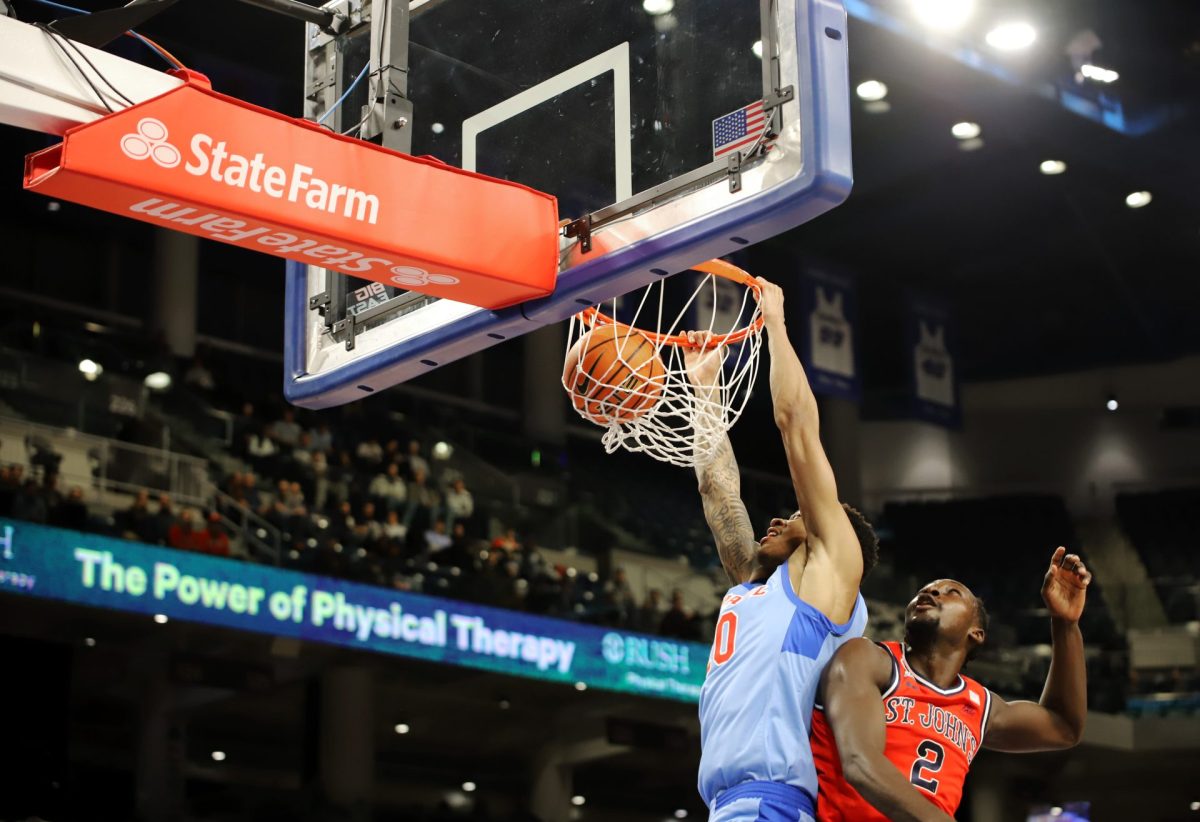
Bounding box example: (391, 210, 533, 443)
(909, 740, 944, 793)
(712, 612, 738, 666)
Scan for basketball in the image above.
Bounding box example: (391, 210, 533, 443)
(563, 325, 666, 424)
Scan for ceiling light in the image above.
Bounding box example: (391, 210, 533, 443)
(1106, 395, 1119, 412)
(394, 723, 410, 734)
(1189, 801, 1199, 811)
(751, 40, 763, 59)
(84, 637, 96, 647)
(571, 796, 586, 807)
(951, 121, 981, 140)
(1125, 190, 1152, 208)
(986, 22, 1036, 51)
(574, 681, 587, 691)
(1081, 63, 1118, 83)
(498, 698, 511, 710)
(675, 811, 689, 819)
(78, 359, 103, 380)
(211, 751, 226, 762)
(1040, 159, 1067, 175)
(910, 0, 973, 31)
(430, 122, 445, 134)
(153, 614, 168, 624)
(856, 80, 888, 102)
(432, 441, 453, 460)
(144, 371, 172, 391)
(462, 781, 476, 792)
(47, 201, 61, 212)
(642, 0, 674, 14)
(1049, 809, 1062, 818)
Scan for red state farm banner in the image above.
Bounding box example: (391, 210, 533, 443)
(24, 74, 559, 310)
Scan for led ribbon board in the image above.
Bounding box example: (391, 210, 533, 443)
(23, 74, 559, 310)
(0, 519, 705, 702)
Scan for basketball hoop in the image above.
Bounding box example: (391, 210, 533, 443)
(562, 260, 764, 468)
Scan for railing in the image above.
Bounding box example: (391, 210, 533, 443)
(0, 416, 210, 508)
(212, 487, 282, 565)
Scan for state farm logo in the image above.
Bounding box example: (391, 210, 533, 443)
(116, 120, 381, 225)
(120, 118, 181, 168)
(389, 266, 460, 288)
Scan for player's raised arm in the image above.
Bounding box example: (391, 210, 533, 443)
(984, 547, 1091, 752)
(684, 331, 756, 585)
(821, 640, 957, 822)
(757, 279, 863, 608)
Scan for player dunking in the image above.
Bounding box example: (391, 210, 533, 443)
(683, 279, 880, 822)
(811, 547, 1091, 822)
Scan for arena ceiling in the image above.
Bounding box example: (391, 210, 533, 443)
(3, 0, 1200, 398)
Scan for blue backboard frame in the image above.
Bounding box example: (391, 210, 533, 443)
(285, 0, 853, 408)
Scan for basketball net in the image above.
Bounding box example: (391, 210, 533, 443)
(562, 261, 764, 468)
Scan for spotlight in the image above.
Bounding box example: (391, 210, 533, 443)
(951, 121, 981, 140)
(1125, 191, 1152, 209)
(153, 614, 168, 624)
(498, 699, 511, 710)
(571, 796, 586, 806)
(211, 751, 226, 762)
(751, 40, 763, 59)
(47, 201, 61, 212)
(430, 122, 445, 134)
(462, 781, 476, 792)
(1040, 160, 1067, 175)
(910, 0, 973, 31)
(394, 723, 410, 734)
(574, 681, 588, 691)
(1189, 801, 1199, 811)
(986, 22, 1037, 51)
(78, 359, 103, 381)
(1049, 809, 1062, 818)
(856, 80, 888, 102)
(642, 0, 674, 14)
(84, 637, 96, 647)
(1106, 395, 1119, 412)
(432, 441, 453, 460)
(1081, 64, 1118, 83)
(144, 371, 172, 391)
(675, 811, 689, 819)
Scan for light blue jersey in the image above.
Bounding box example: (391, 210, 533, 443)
(698, 561, 868, 817)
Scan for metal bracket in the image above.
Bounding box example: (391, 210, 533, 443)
(308, 291, 331, 313)
(564, 215, 593, 254)
(765, 84, 795, 109)
(727, 151, 743, 193)
(332, 315, 357, 351)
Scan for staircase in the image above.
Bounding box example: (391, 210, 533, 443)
(1077, 518, 1168, 631)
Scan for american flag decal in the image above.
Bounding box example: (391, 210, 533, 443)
(712, 100, 768, 159)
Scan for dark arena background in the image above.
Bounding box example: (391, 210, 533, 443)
(1, 0, 1199, 821)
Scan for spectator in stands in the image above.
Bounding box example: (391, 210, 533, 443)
(442, 521, 472, 569)
(369, 462, 408, 512)
(356, 437, 384, 467)
(407, 439, 430, 479)
(444, 478, 474, 529)
(184, 356, 215, 392)
(328, 450, 355, 507)
(11, 478, 48, 523)
(404, 468, 439, 533)
(231, 402, 257, 457)
(311, 450, 330, 511)
(202, 512, 230, 557)
(143, 494, 176, 545)
(491, 528, 521, 554)
(351, 501, 383, 547)
(330, 499, 355, 540)
(48, 486, 88, 531)
(309, 422, 333, 453)
(168, 508, 202, 551)
(382, 509, 406, 541)
(246, 426, 278, 467)
(659, 589, 696, 640)
(0, 464, 22, 515)
(424, 518, 452, 554)
(292, 433, 315, 468)
(269, 409, 302, 449)
(603, 567, 637, 627)
(633, 588, 665, 634)
(117, 490, 153, 542)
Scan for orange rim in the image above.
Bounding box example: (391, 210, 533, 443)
(577, 259, 763, 348)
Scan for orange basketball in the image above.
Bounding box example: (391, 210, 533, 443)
(563, 325, 666, 424)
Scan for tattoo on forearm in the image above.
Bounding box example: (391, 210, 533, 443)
(696, 435, 756, 583)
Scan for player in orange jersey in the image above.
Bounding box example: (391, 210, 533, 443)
(811, 547, 1091, 822)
